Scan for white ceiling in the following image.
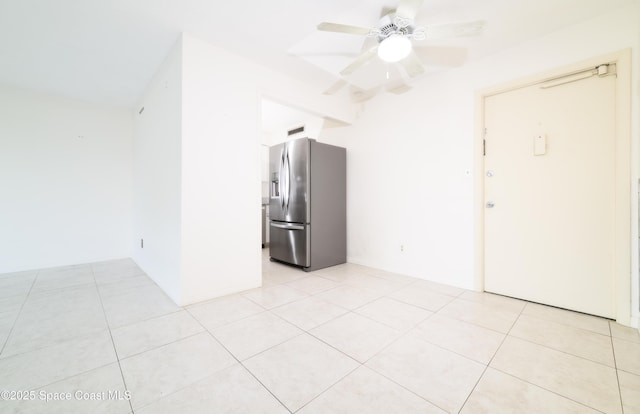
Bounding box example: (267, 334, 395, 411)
(0, 0, 635, 107)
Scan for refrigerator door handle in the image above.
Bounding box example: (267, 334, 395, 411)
(280, 148, 285, 209)
(285, 151, 291, 210)
(270, 222, 304, 230)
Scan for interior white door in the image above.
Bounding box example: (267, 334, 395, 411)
(484, 72, 616, 318)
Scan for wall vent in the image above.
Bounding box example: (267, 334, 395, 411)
(287, 125, 305, 136)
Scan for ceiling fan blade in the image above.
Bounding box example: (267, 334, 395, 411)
(288, 52, 359, 58)
(340, 47, 378, 76)
(380, 7, 395, 18)
(386, 81, 412, 95)
(399, 51, 425, 78)
(317, 22, 372, 36)
(360, 35, 378, 53)
(395, 0, 424, 21)
(413, 46, 468, 67)
(323, 79, 348, 95)
(350, 86, 381, 103)
(424, 20, 486, 39)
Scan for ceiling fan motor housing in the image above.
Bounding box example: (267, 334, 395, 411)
(375, 13, 422, 43)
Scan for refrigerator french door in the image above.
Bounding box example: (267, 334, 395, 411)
(269, 138, 310, 267)
(269, 138, 346, 271)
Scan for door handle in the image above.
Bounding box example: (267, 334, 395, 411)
(285, 151, 291, 210)
(280, 148, 285, 209)
(486, 201, 495, 208)
(270, 222, 304, 230)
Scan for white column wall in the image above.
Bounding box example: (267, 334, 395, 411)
(132, 39, 183, 302)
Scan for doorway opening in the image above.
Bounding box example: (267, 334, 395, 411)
(259, 98, 327, 251)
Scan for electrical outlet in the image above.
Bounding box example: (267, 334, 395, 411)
(400, 244, 404, 252)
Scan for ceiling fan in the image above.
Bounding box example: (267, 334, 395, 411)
(317, 0, 485, 96)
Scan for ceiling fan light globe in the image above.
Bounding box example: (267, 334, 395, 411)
(378, 34, 412, 62)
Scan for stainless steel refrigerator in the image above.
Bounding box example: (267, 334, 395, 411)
(269, 138, 346, 271)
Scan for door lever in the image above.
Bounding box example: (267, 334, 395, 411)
(486, 201, 495, 208)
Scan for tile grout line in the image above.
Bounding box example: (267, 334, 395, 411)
(191, 308, 269, 331)
(460, 302, 616, 414)
(259, 272, 532, 413)
(609, 321, 626, 413)
(0, 270, 39, 356)
(386, 290, 457, 314)
(0, 297, 183, 361)
(431, 307, 517, 336)
(517, 310, 613, 336)
(113, 330, 205, 361)
(183, 306, 295, 414)
(1, 266, 131, 393)
(246, 260, 625, 412)
(124, 325, 251, 413)
(204, 289, 438, 413)
(326, 309, 450, 408)
(91, 264, 135, 414)
(503, 331, 619, 370)
(290, 363, 362, 413)
(349, 305, 431, 333)
(270, 305, 350, 333)
(487, 366, 610, 414)
(8, 256, 623, 413)
(283, 288, 374, 409)
(9, 277, 97, 296)
(363, 312, 496, 411)
(348, 315, 452, 413)
(214, 304, 361, 367)
(241, 287, 309, 311)
(270, 310, 363, 366)
(403, 324, 498, 367)
(105, 307, 185, 333)
(265, 298, 443, 413)
(457, 294, 613, 336)
(455, 296, 527, 413)
(20, 361, 124, 401)
(432, 299, 621, 369)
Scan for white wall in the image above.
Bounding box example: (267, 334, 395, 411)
(179, 34, 262, 304)
(132, 33, 355, 306)
(317, 122, 349, 148)
(179, 34, 355, 305)
(132, 39, 183, 302)
(0, 85, 133, 273)
(339, 86, 475, 284)
(339, 2, 640, 319)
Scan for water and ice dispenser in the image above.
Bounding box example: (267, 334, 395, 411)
(270, 172, 279, 198)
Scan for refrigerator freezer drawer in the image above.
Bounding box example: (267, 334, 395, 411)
(269, 222, 310, 267)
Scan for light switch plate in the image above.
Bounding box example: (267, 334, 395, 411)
(534, 133, 546, 156)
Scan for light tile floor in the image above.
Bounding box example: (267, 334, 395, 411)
(0, 252, 639, 413)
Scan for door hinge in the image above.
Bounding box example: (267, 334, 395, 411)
(483, 128, 487, 156)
